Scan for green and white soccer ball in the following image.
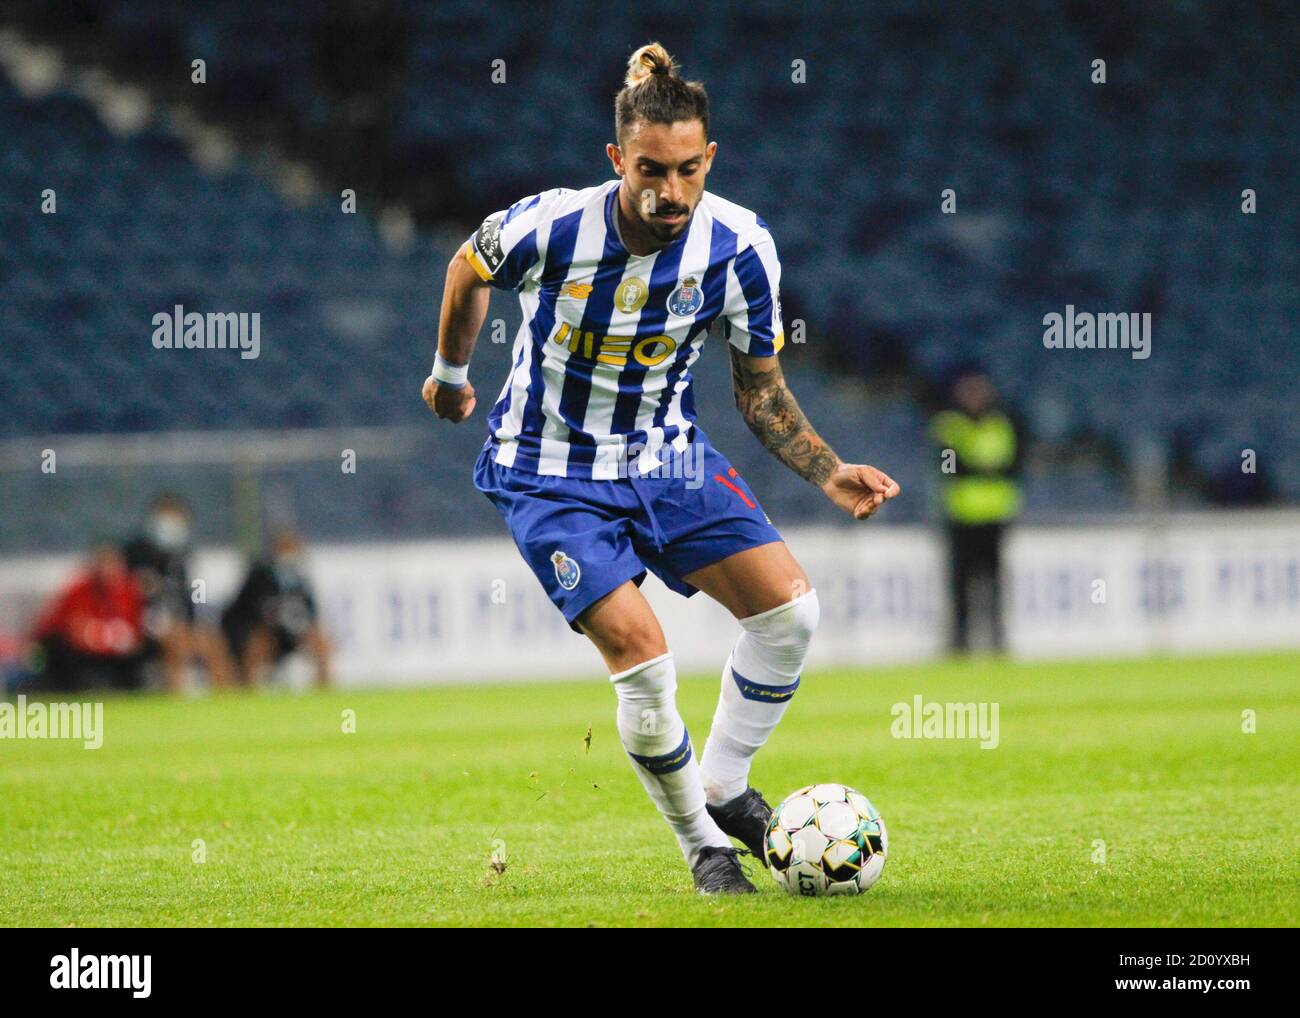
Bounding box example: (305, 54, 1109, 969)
(764, 783, 888, 896)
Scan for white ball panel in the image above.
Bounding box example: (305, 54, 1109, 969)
(785, 859, 828, 897)
(777, 794, 817, 830)
(857, 851, 886, 890)
(815, 801, 859, 840)
(792, 825, 829, 862)
(809, 782, 849, 804)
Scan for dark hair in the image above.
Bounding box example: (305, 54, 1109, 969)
(614, 43, 709, 141)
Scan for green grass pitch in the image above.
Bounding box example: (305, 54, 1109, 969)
(2, 652, 1297, 927)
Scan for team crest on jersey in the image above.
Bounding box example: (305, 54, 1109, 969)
(615, 276, 649, 314)
(666, 275, 704, 317)
(551, 550, 581, 590)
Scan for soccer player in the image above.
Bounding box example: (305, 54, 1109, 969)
(423, 43, 900, 893)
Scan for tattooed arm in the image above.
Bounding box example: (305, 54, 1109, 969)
(729, 347, 901, 519)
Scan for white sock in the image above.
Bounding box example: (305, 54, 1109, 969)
(700, 589, 820, 806)
(611, 652, 731, 866)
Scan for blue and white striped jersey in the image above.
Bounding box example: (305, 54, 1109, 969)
(464, 180, 784, 479)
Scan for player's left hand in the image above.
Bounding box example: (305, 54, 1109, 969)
(820, 463, 900, 520)
(422, 374, 477, 423)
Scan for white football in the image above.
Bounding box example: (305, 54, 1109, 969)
(764, 782, 888, 896)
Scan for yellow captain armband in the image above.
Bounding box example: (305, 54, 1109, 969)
(464, 244, 494, 283)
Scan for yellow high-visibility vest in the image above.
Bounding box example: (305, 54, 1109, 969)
(931, 410, 1022, 524)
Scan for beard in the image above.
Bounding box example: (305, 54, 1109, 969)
(617, 179, 695, 248)
(641, 205, 691, 240)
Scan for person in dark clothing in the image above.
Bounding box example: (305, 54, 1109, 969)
(930, 370, 1023, 653)
(124, 493, 234, 693)
(221, 530, 332, 688)
(31, 541, 146, 692)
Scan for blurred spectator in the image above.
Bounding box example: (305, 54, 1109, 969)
(930, 369, 1023, 653)
(29, 540, 146, 692)
(221, 530, 332, 688)
(124, 493, 235, 693)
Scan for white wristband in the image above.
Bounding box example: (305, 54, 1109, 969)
(432, 353, 469, 388)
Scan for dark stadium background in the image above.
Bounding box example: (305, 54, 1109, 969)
(2, 0, 1294, 546)
(0, 0, 1295, 682)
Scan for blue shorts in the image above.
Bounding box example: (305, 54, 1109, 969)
(473, 437, 784, 628)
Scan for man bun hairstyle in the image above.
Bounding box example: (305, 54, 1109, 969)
(615, 42, 709, 141)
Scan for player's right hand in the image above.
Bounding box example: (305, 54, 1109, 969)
(422, 375, 477, 423)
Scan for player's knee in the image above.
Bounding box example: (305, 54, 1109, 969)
(743, 588, 819, 650)
(610, 651, 676, 704)
(738, 585, 816, 686)
(610, 653, 683, 751)
(586, 617, 667, 673)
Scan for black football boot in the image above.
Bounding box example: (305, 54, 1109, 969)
(706, 787, 775, 865)
(692, 846, 757, 894)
